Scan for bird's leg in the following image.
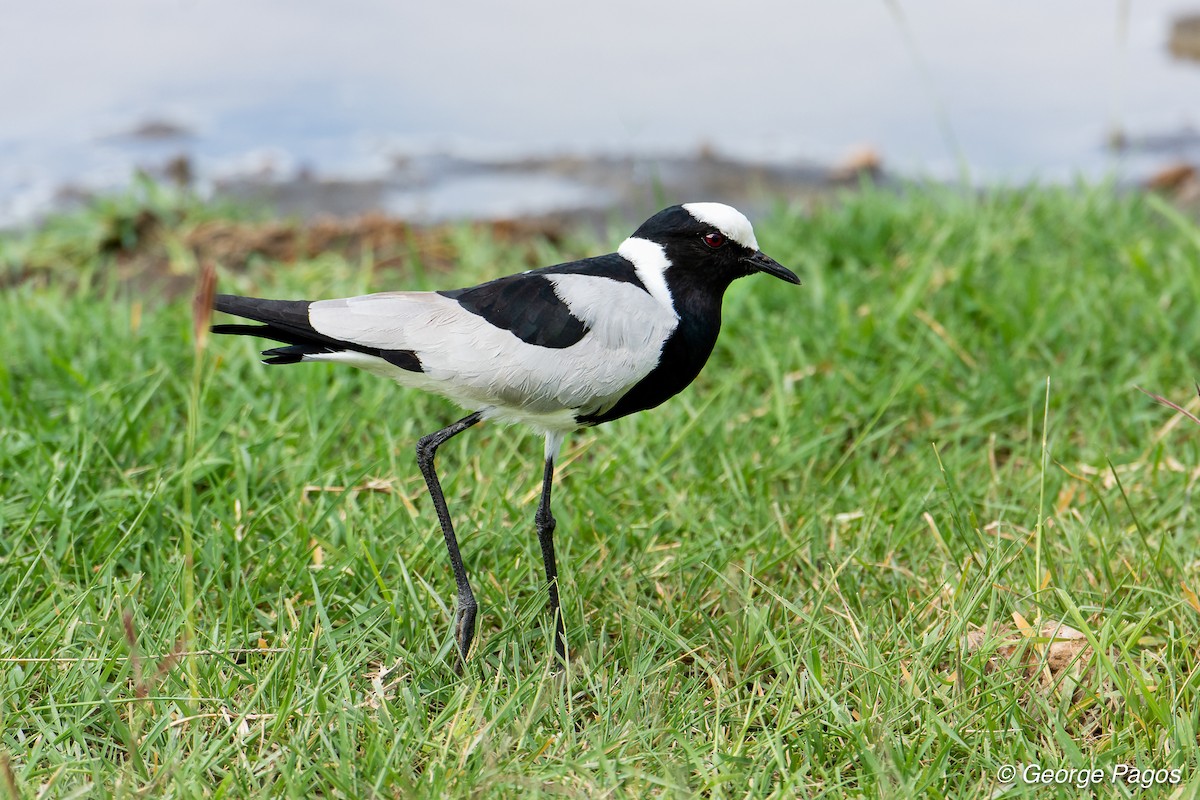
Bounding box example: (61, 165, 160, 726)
(415, 411, 484, 670)
(535, 446, 567, 663)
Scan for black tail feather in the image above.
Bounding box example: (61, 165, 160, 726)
(213, 294, 346, 348)
(213, 295, 345, 364)
(261, 344, 333, 365)
(212, 293, 424, 373)
(212, 296, 326, 346)
(214, 295, 313, 328)
(212, 322, 326, 348)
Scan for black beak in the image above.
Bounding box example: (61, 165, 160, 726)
(743, 250, 800, 284)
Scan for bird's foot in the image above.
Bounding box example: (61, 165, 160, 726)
(452, 597, 477, 673)
(551, 612, 567, 667)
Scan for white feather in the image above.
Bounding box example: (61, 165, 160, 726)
(617, 237, 676, 314)
(682, 202, 759, 250)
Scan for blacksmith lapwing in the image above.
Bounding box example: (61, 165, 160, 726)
(212, 202, 799, 667)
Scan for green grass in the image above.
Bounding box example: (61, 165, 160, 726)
(2, 186, 1199, 798)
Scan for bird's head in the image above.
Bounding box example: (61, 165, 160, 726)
(619, 203, 799, 296)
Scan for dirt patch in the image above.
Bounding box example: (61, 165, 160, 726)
(963, 618, 1093, 687)
(8, 208, 569, 299)
(959, 616, 1118, 738)
(181, 212, 565, 272)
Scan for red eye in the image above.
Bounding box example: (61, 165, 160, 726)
(703, 232, 726, 248)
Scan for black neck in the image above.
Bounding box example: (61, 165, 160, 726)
(578, 276, 730, 425)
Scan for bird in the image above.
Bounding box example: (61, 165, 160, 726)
(211, 202, 799, 668)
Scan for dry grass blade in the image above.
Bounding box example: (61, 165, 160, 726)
(301, 477, 399, 501)
(0, 648, 290, 664)
(1, 754, 18, 800)
(121, 610, 144, 698)
(191, 259, 217, 354)
(1136, 384, 1200, 427)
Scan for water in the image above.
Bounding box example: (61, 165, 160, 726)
(3, 0, 1199, 225)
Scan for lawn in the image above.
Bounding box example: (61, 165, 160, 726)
(2, 185, 1199, 798)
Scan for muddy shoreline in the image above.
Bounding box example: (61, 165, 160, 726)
(176, 149, 884, 232)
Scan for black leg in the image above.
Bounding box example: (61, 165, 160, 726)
(416, 411, 484, 669)
(535, 454, 567, 663)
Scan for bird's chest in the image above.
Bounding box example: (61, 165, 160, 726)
(644, 315, 722, 397)
(576, 302, 722, 425)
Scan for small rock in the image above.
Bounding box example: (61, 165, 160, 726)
(831, 146, 883, 183)
(164, 154, 194, 187)
(1169, 14, 1200, 63)
(1145, 162, 1198, 199)
(112, 119, 194, 141)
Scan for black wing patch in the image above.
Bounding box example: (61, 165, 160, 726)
(439, 275, 588, 349)
(535, 252, 648, 288)
(212, 294, 423, 372)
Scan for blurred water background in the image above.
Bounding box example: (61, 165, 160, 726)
(4, 0, 1200, 226)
